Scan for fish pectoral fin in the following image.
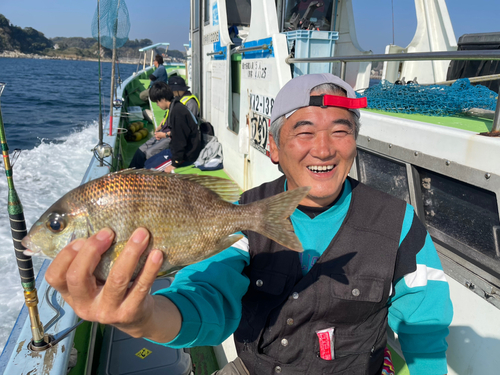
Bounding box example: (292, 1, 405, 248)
(157, 266, 183, 278)
(85, 216, 96, 237)
(94, 241, 128, 282)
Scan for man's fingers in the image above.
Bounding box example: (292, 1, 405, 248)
(102, 228, 151, 307)
(128, 250, 164, 301)
(45, 239, 85, 300)
(66, 228, 115, 302)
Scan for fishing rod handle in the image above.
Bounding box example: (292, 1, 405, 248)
(9, 209, 36, 290)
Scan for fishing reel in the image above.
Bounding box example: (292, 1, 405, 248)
(93, 142, 113, 159)
(113, 98, 123, 109)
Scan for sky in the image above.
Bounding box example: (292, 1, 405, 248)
(1, 0, 500, 53)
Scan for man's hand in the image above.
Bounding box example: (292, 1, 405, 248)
(163, 165, 176, 173)
(155, 131, 167, 140)
(45, 227, 182, 341)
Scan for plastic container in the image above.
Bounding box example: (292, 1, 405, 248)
(128, 106, 145, 122)
(97, 278, 193, 375)
(284, 30, 339, 77)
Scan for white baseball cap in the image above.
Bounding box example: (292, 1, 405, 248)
(270, 73, 367, 123)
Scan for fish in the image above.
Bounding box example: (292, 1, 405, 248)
(21, 169, 310, 282)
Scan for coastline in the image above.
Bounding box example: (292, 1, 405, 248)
(0, 50, 140, 65)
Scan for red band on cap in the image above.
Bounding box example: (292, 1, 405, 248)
(322, 95, 367, 109)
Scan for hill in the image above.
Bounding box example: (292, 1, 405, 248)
(0, 14, 53, 53)
(0, 14, 185, 63)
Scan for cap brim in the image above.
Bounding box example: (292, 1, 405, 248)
(169, 85, 189, 91)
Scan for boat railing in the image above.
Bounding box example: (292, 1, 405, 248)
(138, 42, 170, 70)
(232, 43, 273, 55)
(286, 49, 500, 133)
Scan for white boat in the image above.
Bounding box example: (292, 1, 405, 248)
(1, 1, 499, 374)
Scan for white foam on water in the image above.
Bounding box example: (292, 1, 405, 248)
(0, 122, 99, 353)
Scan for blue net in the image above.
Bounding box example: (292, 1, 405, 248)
(359, 78, 498, 116)
(91, 0, 130, 49)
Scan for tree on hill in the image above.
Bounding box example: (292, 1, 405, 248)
(0, 14, 52, 53)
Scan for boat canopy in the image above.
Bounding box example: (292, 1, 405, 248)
(139, 42, 170, 52)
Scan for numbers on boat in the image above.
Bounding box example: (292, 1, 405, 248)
(250, 93, 274, 117)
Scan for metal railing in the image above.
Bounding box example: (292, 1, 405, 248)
(207, 51, 224, 56)
(232, 43, 273, 55)
(286, 49, 500, 133)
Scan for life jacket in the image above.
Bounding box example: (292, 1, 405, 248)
(159, 109, 169, 128)
(180, 94, 200, 110)
(235, 176, 406, 375)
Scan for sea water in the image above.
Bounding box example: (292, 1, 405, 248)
(0, 57, 137, 352)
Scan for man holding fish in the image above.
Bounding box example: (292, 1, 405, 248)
(34, 74, 452, 375)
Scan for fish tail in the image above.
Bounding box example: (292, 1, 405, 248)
(248, 186, 310, 252)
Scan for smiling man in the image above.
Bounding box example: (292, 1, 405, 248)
(45, 74, 452, 375)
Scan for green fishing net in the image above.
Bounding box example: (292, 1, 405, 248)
(91, 0, 130, 49)
(360, 78, 498, 116)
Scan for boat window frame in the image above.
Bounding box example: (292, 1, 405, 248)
(204, 0, 211, 26)
(353, 136, 500, 310)
(193, 0, 201, 31)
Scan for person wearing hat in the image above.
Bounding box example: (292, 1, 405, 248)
(45, 74, 452, 375)
(139, 54, 169, 102)
(168, 76, 200, 118)
(128, 81, 201, 171)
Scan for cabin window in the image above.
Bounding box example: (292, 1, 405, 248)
(193, 0, 200, 30)
(356, 149, 410, 203)
(418, 168, 500, 273)
(227, 0, 251, 26)
(283, 0, 335, 31)
(229, 54, 241, 134)
(204, 0, 211, 25)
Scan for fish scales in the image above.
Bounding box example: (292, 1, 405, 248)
(22, 170, 310, 281)
(77, 173, 246, 261)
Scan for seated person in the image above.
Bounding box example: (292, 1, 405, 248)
(139, 54, 168, 102)
(129, 82, 201, 173)
(168, 76, 200, 118)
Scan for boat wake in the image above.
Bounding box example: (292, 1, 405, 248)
(0, 121, 99, 353)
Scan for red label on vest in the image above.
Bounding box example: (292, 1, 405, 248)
(316, 327, 335, 360)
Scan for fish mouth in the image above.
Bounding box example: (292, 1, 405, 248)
(21, 236, 42, 256)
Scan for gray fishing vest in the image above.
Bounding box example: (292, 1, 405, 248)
(235, 176, 406, 375)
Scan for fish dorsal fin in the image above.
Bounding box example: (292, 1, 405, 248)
(109, 168, 163, 176)
(109, 169, 241, 203)
(173, 174, 241, 202)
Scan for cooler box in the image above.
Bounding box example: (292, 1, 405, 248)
(97, 278, 193, 375)
(128, 106, 145, 122)
(284, 30, 339, 77)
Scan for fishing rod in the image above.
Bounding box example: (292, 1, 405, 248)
(0, 82, 48, 349)
(94, 0, 113, 167)
(109, 0, 121, 137)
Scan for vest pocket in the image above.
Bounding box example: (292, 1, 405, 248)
(329, 275, 386, 323)
(330, 275, 385, 302)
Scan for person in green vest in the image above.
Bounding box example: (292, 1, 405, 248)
(168, 76, 200, 118)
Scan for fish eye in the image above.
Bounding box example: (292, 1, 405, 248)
(46, 213, 67, 233)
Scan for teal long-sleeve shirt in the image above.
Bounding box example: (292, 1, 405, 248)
(153, 179, 453, 374)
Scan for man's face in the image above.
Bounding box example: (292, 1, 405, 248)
(156, 98, 170, 110)
(154, 60, 159, 68)
(269, 105, 357, 207)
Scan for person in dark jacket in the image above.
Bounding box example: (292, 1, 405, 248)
(129, 82, 201, 172)
(168, 76, 200, 118)
(139, 54, 168, 102)
(44, 74, 452, 375)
